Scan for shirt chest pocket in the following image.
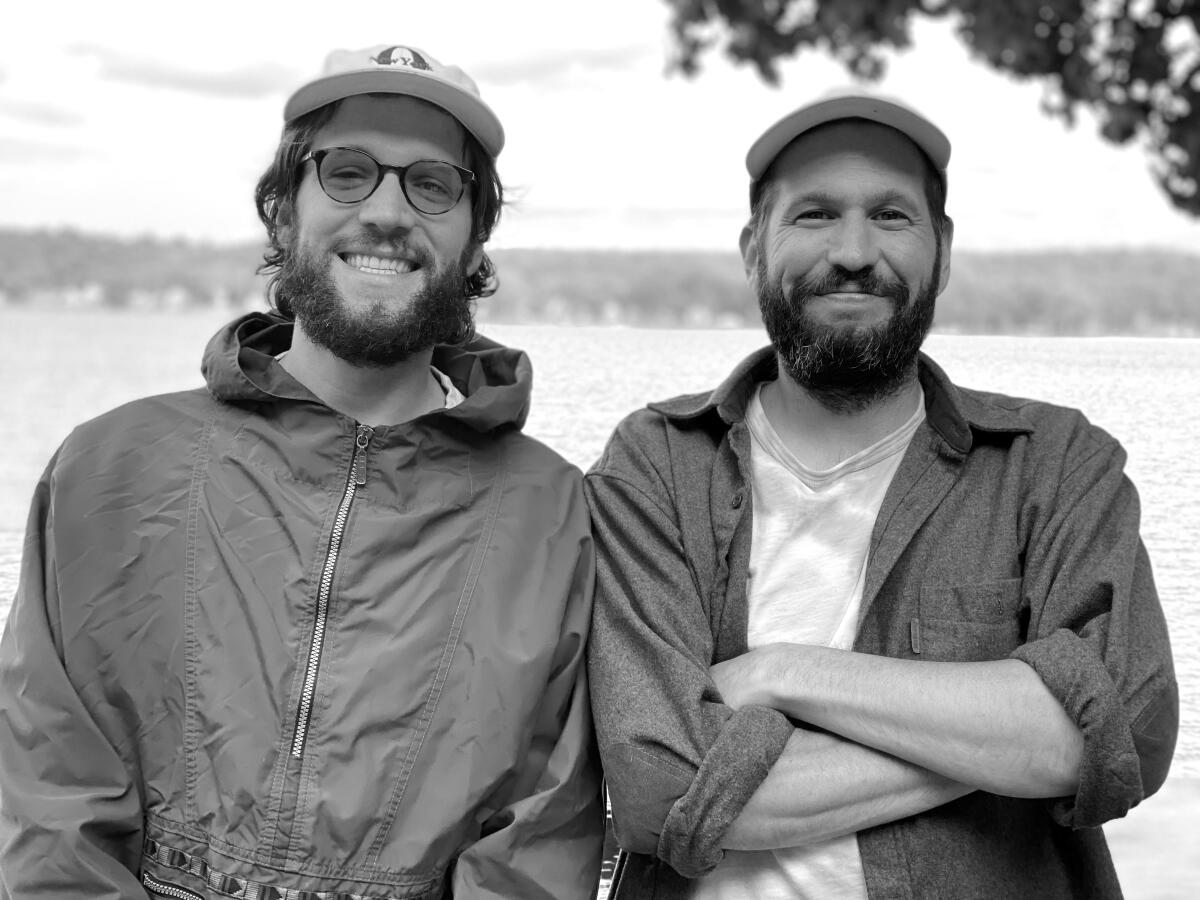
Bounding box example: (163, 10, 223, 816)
(915, 578, 1024, 662)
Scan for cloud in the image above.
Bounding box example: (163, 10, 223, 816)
(68, 44, 298, 98)
(0, 98, 84, 127)
(474, 46, 653, 87)
(0, 137, 91, 163)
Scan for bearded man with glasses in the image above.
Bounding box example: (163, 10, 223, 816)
(0, 45, 604, 900)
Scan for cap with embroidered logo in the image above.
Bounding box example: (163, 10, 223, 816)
(746, 87, 950, 183)
(284, 44, 504, 157)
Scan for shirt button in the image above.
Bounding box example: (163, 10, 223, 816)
(731, 492, 743, 509)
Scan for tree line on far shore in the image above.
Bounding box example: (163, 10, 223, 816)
(1, 227, 1197, 336)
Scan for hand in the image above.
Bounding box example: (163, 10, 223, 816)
(710, 644, 791, 710)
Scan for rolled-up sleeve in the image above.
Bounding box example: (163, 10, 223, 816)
(585, 419, 792, 877)
(1011, 431, 1177, 828)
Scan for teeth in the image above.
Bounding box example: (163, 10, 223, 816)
(344, 253, 415, 274)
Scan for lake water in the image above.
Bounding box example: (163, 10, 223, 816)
(1, 310, 1197, 893)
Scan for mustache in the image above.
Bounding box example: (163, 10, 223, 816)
(332, 232, 435, 266)
(794, 267, 909, 304)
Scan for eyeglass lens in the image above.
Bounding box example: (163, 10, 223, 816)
(316, 148, 465, 214)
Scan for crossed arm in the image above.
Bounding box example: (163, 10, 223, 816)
(717, 646, 1083, 796)
(713, 647, 1082, 850)
(721, 728, 971, 850)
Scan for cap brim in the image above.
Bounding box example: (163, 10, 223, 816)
(284, 68, 505, 157)
(747, 95, 950, 180)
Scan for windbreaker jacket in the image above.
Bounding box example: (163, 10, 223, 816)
(586, 347, 1178, 900)
(0, 312, 604, 899)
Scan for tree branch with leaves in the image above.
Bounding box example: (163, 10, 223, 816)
(662, 0, 1200, 215)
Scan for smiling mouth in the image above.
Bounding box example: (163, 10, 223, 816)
(340, 253, 419, 275)
(819, 290, 888, 301)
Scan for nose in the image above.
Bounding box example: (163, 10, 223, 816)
(825, 214, 879, 272)
(356, 171, 418, 233)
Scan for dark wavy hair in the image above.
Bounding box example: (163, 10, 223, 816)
(254, 96, 504, 316)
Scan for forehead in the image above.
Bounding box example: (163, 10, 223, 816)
(767, 120, 930, 200)
(312, 94, 467, 161)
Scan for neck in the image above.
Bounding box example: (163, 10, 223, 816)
(761, 358, 923, 469)
(280, 324, 445, 426)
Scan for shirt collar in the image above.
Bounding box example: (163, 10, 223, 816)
(648, 346, 1034, 453)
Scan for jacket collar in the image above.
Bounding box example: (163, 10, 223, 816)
(200, 311, 532, 432)
(648, 345, 1033, 453)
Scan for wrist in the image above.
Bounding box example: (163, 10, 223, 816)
(766, 642, 822, 719)
(750, 642, 799, 712)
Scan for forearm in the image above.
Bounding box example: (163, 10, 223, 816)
(724, 729, 971, 850)
(757, 647, 1083, 797)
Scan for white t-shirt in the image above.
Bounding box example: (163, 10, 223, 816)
(690, 384, 925, 900)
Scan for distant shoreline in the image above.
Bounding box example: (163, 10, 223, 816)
(3, 228, 1200, 335)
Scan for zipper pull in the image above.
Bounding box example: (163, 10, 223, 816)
(353, 424, 373, 486)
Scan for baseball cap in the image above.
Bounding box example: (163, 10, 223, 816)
(284, 44, 505, 157)
(746, 87, 950, 182)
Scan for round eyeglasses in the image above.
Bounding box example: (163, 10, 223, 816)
(302, 147, 475, 215)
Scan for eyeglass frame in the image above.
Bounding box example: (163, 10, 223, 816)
(301, 147, 476, 215)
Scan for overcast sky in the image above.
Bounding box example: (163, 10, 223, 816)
(3, 0, 1199, 253)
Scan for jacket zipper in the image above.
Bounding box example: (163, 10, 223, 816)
(290, 423, 373, 759)
(143, 871, 203, 900)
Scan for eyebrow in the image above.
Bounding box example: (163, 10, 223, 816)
(787, 188, 922, 209)
(316, 145, 461, 167)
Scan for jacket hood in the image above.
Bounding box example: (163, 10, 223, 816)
(201, 311, 532, 432)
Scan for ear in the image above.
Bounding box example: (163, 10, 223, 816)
(739, 219, 759, 291)
(936, 217, 954, 294)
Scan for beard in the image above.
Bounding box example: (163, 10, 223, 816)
(756, 247, 939, 413)
(275, 236, 476, 368)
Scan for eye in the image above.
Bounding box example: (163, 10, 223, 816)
(319, 153, 373, 186)
(874, 209, 911, 225)
(406, 162, 463, 205)
(412, 176, 451, 196)
(325, 166, 371, 184)
(793, 209, 833, 222)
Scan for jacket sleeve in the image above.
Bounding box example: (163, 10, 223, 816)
(1010, 427, 1178, 828)
(584, 420, 792, 878)
(451, 515, 606, 899)
(0, 459, 146, 898)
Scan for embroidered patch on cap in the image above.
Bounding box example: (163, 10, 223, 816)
(370, 46, 433, 71)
